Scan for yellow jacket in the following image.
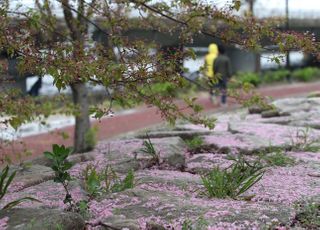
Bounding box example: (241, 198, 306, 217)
(204, 43, 218, 80)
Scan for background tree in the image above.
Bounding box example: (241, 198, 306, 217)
(0, 0, 318, 154)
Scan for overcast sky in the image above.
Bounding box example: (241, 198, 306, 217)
(9, 0, 320, 18)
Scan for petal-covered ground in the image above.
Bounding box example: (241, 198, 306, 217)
(1, 97, 320, 229)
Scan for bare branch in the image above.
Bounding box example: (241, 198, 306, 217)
(57, 0, 109, 40)
(60, 0, 79, 40)
(86, 0, 97, 18)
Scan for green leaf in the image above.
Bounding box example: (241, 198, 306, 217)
(237, 172, 264, 196)
(62, 161, 73, 171)
(2, 197, 41, 210)
(43, 152, 55, 160)
(9, 117, 23, 130)
(3, 171, 16, 196)
(52, 144, 60, 155)
(0, 166, 9, 194)
(233, 0, 241, 11)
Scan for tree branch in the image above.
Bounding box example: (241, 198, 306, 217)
(60, 0, 79, 40)
(86, 0, 97, 18)
(57, 0, 109, 39)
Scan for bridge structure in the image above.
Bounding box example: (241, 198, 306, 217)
(93, 17, 320, 74)
(1, 17, 320, 94)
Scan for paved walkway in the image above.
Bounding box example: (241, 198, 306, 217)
(2, 81, 320, 163)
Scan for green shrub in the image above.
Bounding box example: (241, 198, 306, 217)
(77, 200, 89, 218)
(110, 169, 135, 193)
(262, 151, 295, 167)
(44, 144, 74, 206)
(83, 165, 101, 198)
(262, 69, 289, 83)
(84, 126, 99, 151)
(82, 165, 135, 196)
(201, 157, 264, 199)
(294, 200, 320, 229)
(236, 72, 261, 87)
(290, 128, 320, 152)
(292, 67, 320, 82)
(184, 136, 204, 152)
(140, 134, 160, 165)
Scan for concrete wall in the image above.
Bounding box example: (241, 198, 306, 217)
(227, 48, 258, 73)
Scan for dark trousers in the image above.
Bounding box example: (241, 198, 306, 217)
(28, 77, 42, 97)
(210, 80, 227, 104)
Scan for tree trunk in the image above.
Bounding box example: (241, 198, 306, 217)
(71, 82, 91, 153)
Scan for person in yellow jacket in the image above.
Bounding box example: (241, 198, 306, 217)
(203, 43, 219, 104)
(204, 43, 218, 83)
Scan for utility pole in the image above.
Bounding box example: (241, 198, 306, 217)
(247, 0, 260, 72)
(285, 0, 291, 82)
(249, 0, 254, 14)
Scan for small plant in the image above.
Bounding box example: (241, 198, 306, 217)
(77, 200, 89, 218)
(26, 218, 36, 230)
(83, 164, 101, 198)
(201, 157, 264, 199)
(294, 200, 320, 229)
(112, 169, 135, 193)
(44, 144, 74, 207)
(262, 69, 289, 83)
(82, 165, 135, 196)
(291, 128, 320, 152)
(102, 166, 135, 193)
(140, 134, 161, 165)
(184, 136, 204, 152)
(84, 126, 99, 151)
(182, 216, 208, 230)
(292, 67, 320, 82)
(236, 72, 261, 87)
(307, 91, 320, 98)
(227, 155, 264, 175)
(182, 219, 193, 230)
(262, 151, 295, 167)
(101, 165, 118, 192)
(55, 224, 63, 230)
(0, 166, 40, 210)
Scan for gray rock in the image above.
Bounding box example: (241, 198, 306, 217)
(307, 91, 320, 98)
(67, 152, 96, 164)
(136, 170, 202, 189)
(11, 165, 54, 191)
(98, 137, 187, 171)
(152, 137, 187, 169)
(27, 156, 53, 167)
(0, 180, 86, 210)
(228, 122, 320, 146)
(99, 216, 140, 230)
(146, 222, 166, 230)
(259, 116, 292, 125)
(203, 132, 270, 154)
(0, 208, 85, 230)
(136, 130, 213, 139)
(201, 122, 320, 154)
(261, 109, 290, 118)
(248, 105, 268, 114)
(258, 110, 320, 129)
(99, 188, 293, 229)
(272, 98, 320, 114)
(186, 154, 233, 174)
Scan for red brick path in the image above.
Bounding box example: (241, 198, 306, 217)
(2, 82, 320, 162)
